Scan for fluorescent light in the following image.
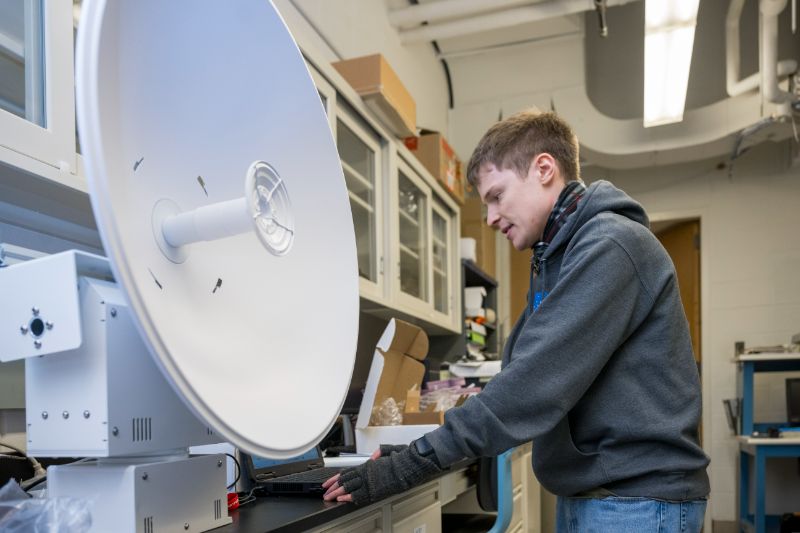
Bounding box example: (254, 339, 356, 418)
(643, 0, 700, 128)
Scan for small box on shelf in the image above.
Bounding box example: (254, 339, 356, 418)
(404, 131, 465, 205)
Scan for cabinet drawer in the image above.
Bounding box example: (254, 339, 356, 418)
(392, 484, 440, 533)
(316, 509, 382, 533)
(508, 490, 523, 531)
(508, 522, 525, 533)
(391, 501, 441, 533)
(438, 467, 471, 505)
(511, 454, 522, 489)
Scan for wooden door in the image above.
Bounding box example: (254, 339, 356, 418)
(655, 220, 701, 366)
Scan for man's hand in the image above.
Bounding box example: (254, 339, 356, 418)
(322, 442, 441, 505)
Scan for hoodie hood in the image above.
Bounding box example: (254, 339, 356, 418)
(544, 180, 649, 259)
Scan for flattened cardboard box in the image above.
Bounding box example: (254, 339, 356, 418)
(355, 318, 438, 454)
(332, 54, 416, 138)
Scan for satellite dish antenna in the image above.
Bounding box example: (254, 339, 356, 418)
(76, 0, 359, 458)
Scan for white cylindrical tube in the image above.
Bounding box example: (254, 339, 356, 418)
(760, 0, 792, 104)
(162, 197, 250, 248)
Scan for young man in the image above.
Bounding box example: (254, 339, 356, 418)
(324, 111, 709, 531)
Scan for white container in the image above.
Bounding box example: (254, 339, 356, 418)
(464, 286, 487, 310)
(459, 238, 477, 261)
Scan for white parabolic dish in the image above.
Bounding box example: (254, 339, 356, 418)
(75, 0, 359, 458)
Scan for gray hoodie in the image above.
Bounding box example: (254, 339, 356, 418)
(426, 180, 709, 501)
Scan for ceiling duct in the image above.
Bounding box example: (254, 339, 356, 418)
(396, 0, 640, 44)
(552, 0, 799, 168)
(726, 0, 796, 96)
(388, 0, 530, 29)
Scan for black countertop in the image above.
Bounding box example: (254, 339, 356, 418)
(214, 458, 478, 533)
(216, 494, 354, 533)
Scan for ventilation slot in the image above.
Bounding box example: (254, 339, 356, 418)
(214, 498, 222, 520)
(206, 427, 214, 435)
(132, 417, 153, 442)
(144, 516, 153, 533)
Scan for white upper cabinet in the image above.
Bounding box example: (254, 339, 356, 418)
(336, 108, 385, 303)
(0, 0, 76, 176)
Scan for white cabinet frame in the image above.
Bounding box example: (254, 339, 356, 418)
(335, 107, 386, 304)
(0, 0, 75, 176)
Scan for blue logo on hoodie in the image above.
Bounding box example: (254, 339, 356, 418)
(533, 291, 548, 311)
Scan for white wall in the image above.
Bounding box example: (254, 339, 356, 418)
(447, 31, 584, 165)
(602, 140, 800, 521)
(274, 0, 450, 135)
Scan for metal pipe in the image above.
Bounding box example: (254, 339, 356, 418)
(389, 0, 531, 29)
(727, 0, 796, 97)
(760, 0, 793, 106)
(399, 0, 641, 45)
(726, 0, 747, 96)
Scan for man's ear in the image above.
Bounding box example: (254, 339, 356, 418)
(531, 153, 556, 184)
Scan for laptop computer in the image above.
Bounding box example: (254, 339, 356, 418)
(240, 446, 346, 496)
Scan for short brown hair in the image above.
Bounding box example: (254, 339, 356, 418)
(466, 110, 580, 186)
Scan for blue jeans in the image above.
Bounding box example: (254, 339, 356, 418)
(556, 496, 707, 533)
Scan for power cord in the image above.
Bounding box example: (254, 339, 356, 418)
(225, 453, 241, 490)
(0, 441, 46, 480)
(236, 488, 257, 507)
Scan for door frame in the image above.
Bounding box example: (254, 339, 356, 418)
(650, 208, 711, 532)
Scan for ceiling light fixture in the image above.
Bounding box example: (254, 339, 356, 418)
(643, 0, 701, 127)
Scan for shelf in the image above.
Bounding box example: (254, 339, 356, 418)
(428, 258, 499, 366)
(735, 353, 800, 533)
(735, 353, 800, 362)
(348, 190, 373, 213)
(399, 207, 420, 227)
(341, 159, 373, 192)
(462, 259, 497, 288)
(465, 319, 495, 331)
(399, 243, 420, 260)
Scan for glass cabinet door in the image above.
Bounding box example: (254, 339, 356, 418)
(397, 168, 428, 302)
(0, 0, 75, 174)
(431, 201, 450, 315)
(336, 114, 380, 285)
(0, 0, 45, 126)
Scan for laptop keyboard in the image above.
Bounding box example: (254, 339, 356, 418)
(270, 466, 342, 483)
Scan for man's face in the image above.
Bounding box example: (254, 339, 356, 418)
(476, 157, 564, 251)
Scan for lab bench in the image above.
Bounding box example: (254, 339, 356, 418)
(215, 444, 540, 533)
(734, 353, 800, 533)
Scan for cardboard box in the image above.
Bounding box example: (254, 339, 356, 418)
(332, 54, 416, 138)
(404, 132, 465, 205)
(355, 319, 438, 454)
(402, 389, 445, 426)
(461, 192, 496, 278)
